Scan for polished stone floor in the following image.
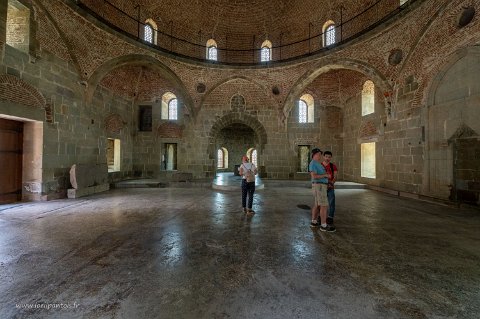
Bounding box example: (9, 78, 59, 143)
(0, 186, 479, 319)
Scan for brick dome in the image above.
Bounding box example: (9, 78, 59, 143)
(78, 0, 408, 63)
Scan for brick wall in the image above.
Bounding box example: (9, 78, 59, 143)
(1, 0, 480, 200)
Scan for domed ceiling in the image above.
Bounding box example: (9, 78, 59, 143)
(102, 0, 375, 41)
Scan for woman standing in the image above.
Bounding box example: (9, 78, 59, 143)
(239, 155, 257, 215)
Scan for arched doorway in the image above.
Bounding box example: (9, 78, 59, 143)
(216, 123, 256, 174)
(207, 113, 267, 178)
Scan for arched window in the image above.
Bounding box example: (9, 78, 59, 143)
(260, 40, 272, 62)
(247, 148, 258, 166)
(362, 80, 375, 116)
(323, 20, 336, 47)
(206, 39, 218, 61)
(299, 93, 314, 123)
(217, 149, 224, 168)
(168, 99, 178, 120)
(144, 24, 153, 43)
(161, 92, 178, 120)
(217, 147, 228, 168)
(144, 19, 158, 44)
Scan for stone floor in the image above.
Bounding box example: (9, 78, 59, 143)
(0, 186, 479, 319)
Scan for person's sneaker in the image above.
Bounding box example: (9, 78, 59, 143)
(320, 224, 336, 232)
(247, 209, 255, 215)
(310, 222, 319, 228)
(327, 217, 334, 225)
(243, 207, 248, 213)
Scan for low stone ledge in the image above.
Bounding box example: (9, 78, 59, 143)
(67, 184, 109, 199)
(367, 185, 399, 196)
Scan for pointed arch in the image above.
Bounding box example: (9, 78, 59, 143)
(283, 58, 391, 124)
(86, 54, 195, 118)
(0, 74, 46, 109)
(199, 75, 276, 113)
(207, 112, 268, 158)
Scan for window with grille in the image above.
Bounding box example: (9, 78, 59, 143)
(206, 39, 218, 61)
(322, 20, 336, 47)
(217, 149, 224, 168)
(247, 148, 258, 166)
(162, 92, 178, 120)
(251, 149, 257, 166)
(168, 99, 178, 120)
(144, 24, 153, 43)
(362, 80, 375, 116)
(325, 24, 335, 46)
(299, 100, 307, 123)
(298, 94, 314, 123)
(260, 40, 272, 62)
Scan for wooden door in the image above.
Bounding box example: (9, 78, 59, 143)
(0, 118, 23, 204)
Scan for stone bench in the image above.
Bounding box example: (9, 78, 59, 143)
(67, 163, 110, 198)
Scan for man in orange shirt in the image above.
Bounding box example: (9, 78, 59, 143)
(321, 151, 338, 226)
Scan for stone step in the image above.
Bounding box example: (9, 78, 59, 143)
(112, 179, 167, 188)
(263, 180, 366, 189)
(113, 178, 365, 190)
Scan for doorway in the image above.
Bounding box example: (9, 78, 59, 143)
(0, 118, 23, 204)
(165, 143, 177, 171)
(451, 137, 480, 205)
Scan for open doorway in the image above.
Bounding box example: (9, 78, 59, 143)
(451, 137, 480, 205)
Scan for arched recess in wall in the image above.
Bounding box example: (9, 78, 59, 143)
(0, 74, 47, 110)
(283, 58, 392, 126)
(398, 0, 480, 108)
(85, 54, 195, 118)
(425, 46, 480, 202)
(207, 112, 268, 175)
(199, 75, 275, 112)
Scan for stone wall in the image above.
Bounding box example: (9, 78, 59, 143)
(0, 0, 479, 202)
(0, 45, 135, 199)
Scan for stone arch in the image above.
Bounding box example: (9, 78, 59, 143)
(424, 46, 480, 200)
(283, 58, 392, 126)
(0, 74, 46, 109)
(199, 75, 274, 110)
(207, 112, 268, 169)
(426, 46, 480, 108)
(86, 54, 195, 117)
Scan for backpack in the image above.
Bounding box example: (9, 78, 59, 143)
(243, 164, 256, 182)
